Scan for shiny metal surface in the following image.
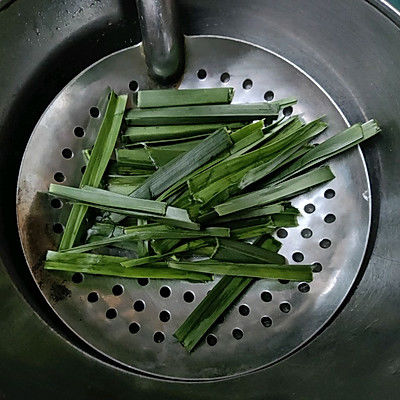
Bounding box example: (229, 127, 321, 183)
(17, 36, 371, 379)
(1, 0, 400, 398)
(136, 0, 184, 84)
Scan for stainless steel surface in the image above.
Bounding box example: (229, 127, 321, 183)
(1, 0, 400, 398)
(17, 36, 371, 380)
(136, 0, 184, 84)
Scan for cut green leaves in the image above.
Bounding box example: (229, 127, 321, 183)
(169, 260, 313, 281)
(107, 175, 150, 195)
(63, 225, 229, 254)
(43, 86, 381, 354)
(269, 119, 381, 183)
(58, 91, 127, 250)
(131, 127, 233, 199)
(239, 144, 304, 189)
(230, 120, 265, 143)
(212, 238, 285, 264)
(213, 203, 285, 224)
(45, 251, 212, 281)
(174, 276, 252, 351)
(137, 87, 235, 108)
(123, 122, 243, 143)
(49, 184, 167, 215)
(215, 166, 335, 215)
(125, 99, 296, 125)
(115, 148, 155, 170)
(72, 202, 199, 230)
(124, 225, 229, 237)
(121, 239, 212, 267)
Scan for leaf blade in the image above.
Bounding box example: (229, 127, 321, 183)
(169, 260, 313, 281)
(58, 91, 127, 250)
(215, 166, 335, 216)
(137, 87, 235, 108)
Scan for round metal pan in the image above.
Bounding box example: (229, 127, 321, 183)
(0, 0, 399, 398)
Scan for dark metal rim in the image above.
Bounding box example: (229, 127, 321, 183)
(367, 0, 400, 25)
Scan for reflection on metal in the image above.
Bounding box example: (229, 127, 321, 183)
(135, 0, 184, 84)
(17, 36, 371, 380)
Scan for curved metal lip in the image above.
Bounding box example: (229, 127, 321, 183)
(16, 28, 381, 382)
(379, 0, 400, 15)
(371, 0, 400, 22)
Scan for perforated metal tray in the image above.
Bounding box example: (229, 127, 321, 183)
(17, 36, 371, 380)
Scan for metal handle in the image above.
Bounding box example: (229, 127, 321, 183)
(135, 0, 185, 85)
